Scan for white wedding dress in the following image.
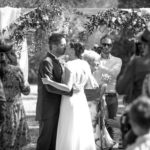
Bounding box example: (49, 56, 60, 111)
(56, 59, 96, 150)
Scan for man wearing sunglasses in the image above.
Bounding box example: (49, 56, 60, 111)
(93, 35, 122, 145)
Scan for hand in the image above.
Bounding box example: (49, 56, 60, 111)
(42, 78, 51, 84)
(72, 84, 81, 93)
(92, 81, 99, 89)
(24, 81, 30, 86)
(106, 118, 120, 128)
(41, 75, 51, 84)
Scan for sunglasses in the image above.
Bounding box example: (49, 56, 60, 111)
(102, 43, 112, 47)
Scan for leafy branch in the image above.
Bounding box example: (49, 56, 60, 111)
(2, 4, 63, 57)
(84, 8, 150, 38)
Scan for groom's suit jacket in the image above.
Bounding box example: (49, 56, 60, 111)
(36, 52, 72, 121)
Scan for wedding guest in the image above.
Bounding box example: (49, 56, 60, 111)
(83, 49, 115, 149)
(126, 96, 150, 150)
(82, 50, 101, 148)
(116, 26, 150, 103)
(0, 37, 31, 150)
(116, 24, 150, 147)
(0, 47, 7, 129)
(82, 49, 100, 73)
(94, 35, 122, 141)
(92, 44, 102, 54)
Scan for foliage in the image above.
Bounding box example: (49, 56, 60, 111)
(1, 0, 150, 83)
(2, 3, 63, 58)
(118, 0, 150, 8)
(0, 0, 117, 9)
(0, 1, 66, 83)
(84, 8, 150, 38)
(81, 8, 150, 76)
(1, 0, 150, 10)
(3, 2, 89, 55)
(64, 9, 89, 42)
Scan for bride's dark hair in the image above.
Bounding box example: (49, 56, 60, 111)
(70, 41, 85, 58)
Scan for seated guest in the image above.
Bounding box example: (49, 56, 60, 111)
(126, 96, 150, 150)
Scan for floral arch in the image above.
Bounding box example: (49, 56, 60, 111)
(1, 7, 150, 83)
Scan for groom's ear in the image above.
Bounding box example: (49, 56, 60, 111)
(51, 44, 57, 51)
(49, 43, 56, 51)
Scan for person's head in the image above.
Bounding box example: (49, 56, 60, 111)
(100, 35, 113, 55)
(136, 23, 150, 56)
(82, 50, 100, 73)
(0, 37, 14, 77)
(134, 42, 143, 56)
(6, 50, 17, 65)
(68, 41, 85, 60)
(92, 44, 102, 54)
(129, 96, 150, 136)
(0, 37, 13, 65)
(48, 33, 66, 57)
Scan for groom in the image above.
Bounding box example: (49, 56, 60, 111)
(36, 33, 73, 150)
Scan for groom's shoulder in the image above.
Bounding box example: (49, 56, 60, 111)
(41, 56, 53, 64)
(44, 56, 52, 62)
(38, 57, 53, 70)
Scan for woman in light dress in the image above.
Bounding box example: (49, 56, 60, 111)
(82, 50, 114, 149)
(42, 42, 98, 150)
(82, 50, 101, 146)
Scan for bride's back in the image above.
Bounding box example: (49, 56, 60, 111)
(66, 59, 91, 88)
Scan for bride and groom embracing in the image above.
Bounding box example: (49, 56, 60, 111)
(35, 33, 100, 150)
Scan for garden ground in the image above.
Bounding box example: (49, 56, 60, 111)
(22, 85, 125, 150)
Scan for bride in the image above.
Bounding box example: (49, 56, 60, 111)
(42, 41, 98, 150)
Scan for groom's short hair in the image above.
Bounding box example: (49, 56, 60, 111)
(48, 33, 65, 50)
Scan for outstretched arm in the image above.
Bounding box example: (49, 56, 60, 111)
(42, 75, 71, 92)
(16, 67, 30, 95)
(42, 63, 74, 93)
(40, 60, 73, 96)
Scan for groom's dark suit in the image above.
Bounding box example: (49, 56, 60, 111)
(36, 52, 72, 150)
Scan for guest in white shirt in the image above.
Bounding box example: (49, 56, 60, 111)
(126, 96, 150, 150)
(93, 35, 122, 140)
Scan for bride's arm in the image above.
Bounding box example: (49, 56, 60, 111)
(42, 76, 71, 92)
(42, 65, 73, 92)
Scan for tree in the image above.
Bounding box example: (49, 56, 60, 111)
(0, 0, 119, 8)
(83, 8, 150, 74)
(118, 0, 150, 8)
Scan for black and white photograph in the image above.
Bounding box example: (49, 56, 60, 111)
(0, 0, 150, 150)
